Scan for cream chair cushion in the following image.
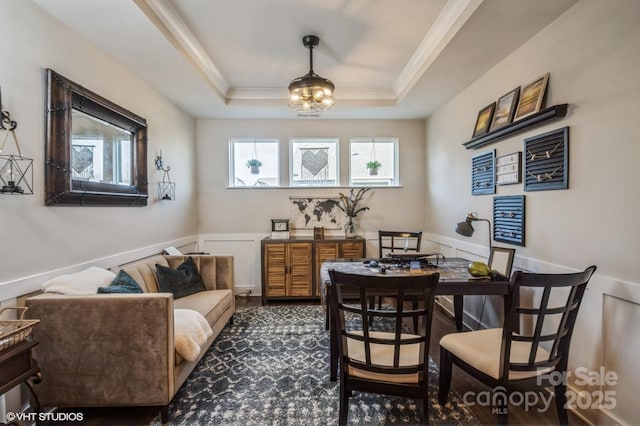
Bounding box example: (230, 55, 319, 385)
(345, 331, 424, 384)
(440, 328, 554, 381)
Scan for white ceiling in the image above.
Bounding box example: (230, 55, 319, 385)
(33, 0, 577, 119)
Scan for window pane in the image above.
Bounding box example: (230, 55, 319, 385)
(290, 138, 339, 186)
(349, 138, 398, 186)
(230, 139, 279, 187)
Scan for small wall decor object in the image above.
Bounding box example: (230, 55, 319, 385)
(490, 87, 520, 131)
(472, 102, 496, 138)
(0, 86, 33, 195)
(496, 152, 522, 185)
(290, 196, 343, 230)
(514, 73, 550, 121)
(270, 219, 290, 239)
(155, 151, 175, 201)
(471, 150, 495, 195)
(524, 127, 569, 191)
(313, 227, 325, 239)
(493, 195, 525, 246)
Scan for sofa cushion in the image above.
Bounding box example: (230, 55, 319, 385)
(98, 270, 143, 294)
(42, 266, 116, 295)
(173, 289, 233, 326)
(155, 257, 206, 299)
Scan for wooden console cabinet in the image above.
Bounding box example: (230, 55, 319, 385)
(261, 236, 365, 303)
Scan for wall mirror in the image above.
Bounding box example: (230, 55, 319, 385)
(45, 69, 148, 206)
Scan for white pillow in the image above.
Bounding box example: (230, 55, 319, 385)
(42, 266, 116, 295)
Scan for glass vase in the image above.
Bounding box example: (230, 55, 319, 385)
(345, 217, 356, 238)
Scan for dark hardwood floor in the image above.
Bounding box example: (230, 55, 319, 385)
(51, 296, 585, 425)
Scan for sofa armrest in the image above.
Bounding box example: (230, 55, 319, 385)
(165, 255, 234, 292)
(25, 293, 175, 407)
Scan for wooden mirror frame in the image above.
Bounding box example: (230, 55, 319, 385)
(45, 69, 148, 206)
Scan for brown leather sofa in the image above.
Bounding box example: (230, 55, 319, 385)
(25, 254, 234, 423)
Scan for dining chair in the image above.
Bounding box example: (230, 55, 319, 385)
(328, 269, 440, 425)
(376, 230, 423, 313)
(378, 230, 422, 258)
(438, 265, 597, 425)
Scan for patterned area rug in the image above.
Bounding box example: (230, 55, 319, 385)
(154, 305, 479, 425)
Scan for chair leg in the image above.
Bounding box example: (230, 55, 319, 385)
(422, 395, 430, 425)
(492, 387, 508, 425)
(554, 384, 569, 425)
(438, 347, 453, 405)
(339, 380, 349, 426)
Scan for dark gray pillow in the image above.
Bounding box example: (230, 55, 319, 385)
(155, 257, 206, 299)
(98, 270, 143, 294)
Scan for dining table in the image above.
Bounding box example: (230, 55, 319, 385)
(319, 257, 513, 381)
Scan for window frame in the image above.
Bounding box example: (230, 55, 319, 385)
(348, 137, 399, 187)
(228, 138, 280, 188)
(289, 137, 340, 187)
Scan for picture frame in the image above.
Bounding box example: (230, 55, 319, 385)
(496, 151, 522, 185)
(472, 102, 496, 138)
(514, 73, 549, 121)
(490, 87, 520, 131)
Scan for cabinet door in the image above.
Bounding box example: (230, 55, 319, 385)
(288, 243, 313, 297)
(264, 243, 287, 297)
(314, 242, 340, 296)
(340, 241, 364, 259)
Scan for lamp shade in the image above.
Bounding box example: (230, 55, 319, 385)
(455, 219, 475, 237)
(455, 212, 492, 250)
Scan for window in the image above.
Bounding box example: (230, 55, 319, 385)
(229, 139, 279, 187)
(290, 138, 339, 187)
(349, 138, 398, 186)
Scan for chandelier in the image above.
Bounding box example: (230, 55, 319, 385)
(288, 35, 335, 113)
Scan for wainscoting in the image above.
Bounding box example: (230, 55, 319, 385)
(1, 231, 637, 425)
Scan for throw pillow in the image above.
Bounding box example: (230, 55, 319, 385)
(155, 257, 206, 299)
(97, 270, 143, 294)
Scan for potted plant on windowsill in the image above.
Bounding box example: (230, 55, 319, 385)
(366, 160, 382, 176)
(246, 159, 262, 174)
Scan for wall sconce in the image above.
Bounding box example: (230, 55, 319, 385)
(455, 212, 492, 250)
(0, 86, 33, 195)
(155, 151, 175, 201)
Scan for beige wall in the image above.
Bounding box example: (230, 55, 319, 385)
(425, 1, 640, 423)
(426, 0, 639, 281)
(0, 0, 198, 286)
(196, 119, 426, 235)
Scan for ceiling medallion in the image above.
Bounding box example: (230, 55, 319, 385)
(288, 35, 335, 113)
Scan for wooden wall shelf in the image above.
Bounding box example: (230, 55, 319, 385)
(463, 104, 568, 150)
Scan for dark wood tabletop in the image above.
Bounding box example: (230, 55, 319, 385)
(319, 257, 511, 303)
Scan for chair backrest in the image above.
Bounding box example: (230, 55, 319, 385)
(488, 246, 516, 277)
(378, 230, 422, 258)
(500, 265, 597, 380)
(328, 270, 439, 380)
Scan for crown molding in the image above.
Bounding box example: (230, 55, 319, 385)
(135, 0, 481, 107)
(134, 0, 229, 102)
(393, 0, 483, 101)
